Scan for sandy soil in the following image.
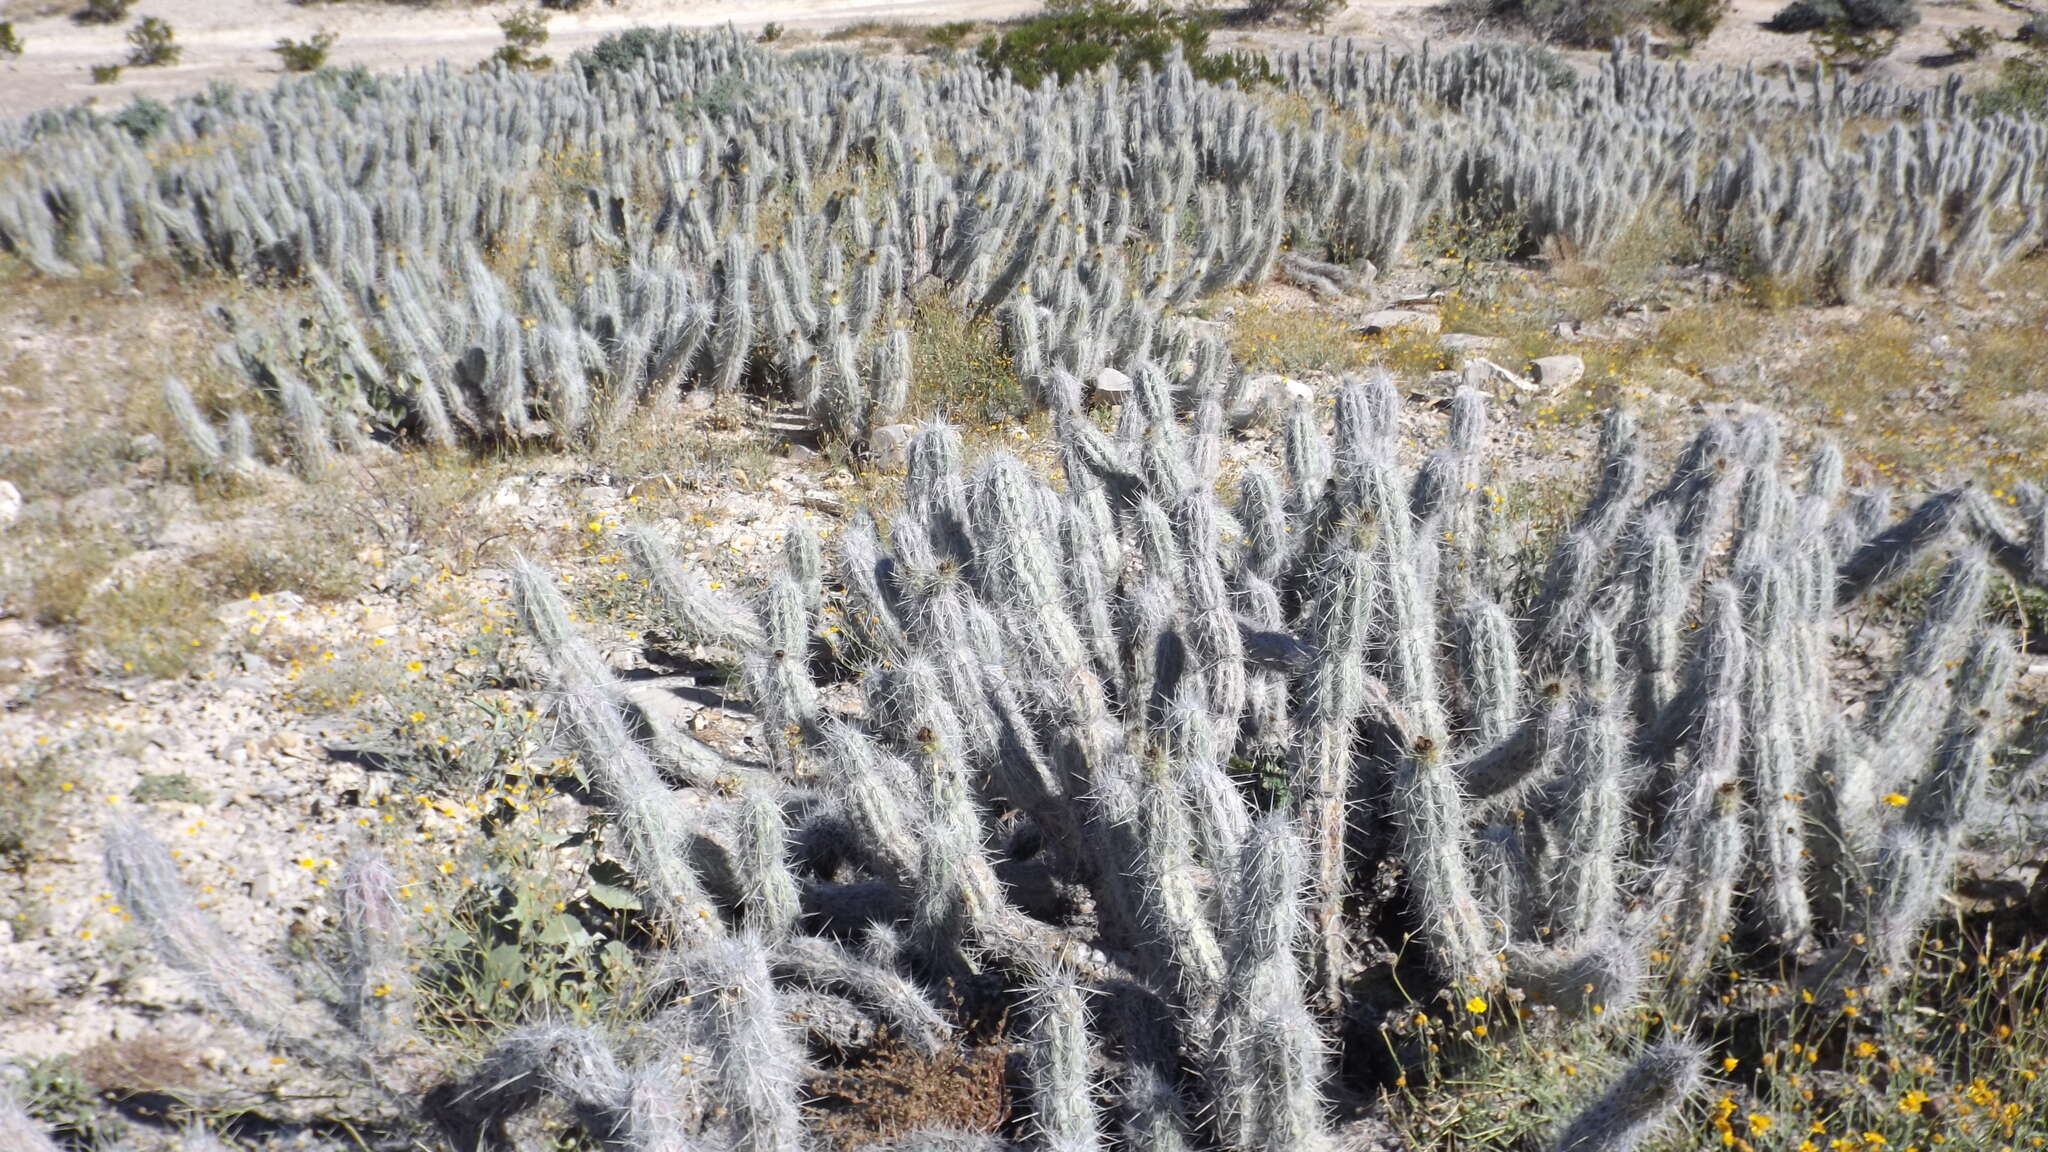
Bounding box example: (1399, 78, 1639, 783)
(0, 0, 2027, 125)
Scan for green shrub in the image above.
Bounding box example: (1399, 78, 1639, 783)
(125, 16, 180, 67)
(492, 7, 552, 71)
(1246, 0, 1341, 29)
(575, 25, 672, 78)
(1979, 44, 2048, 116)
(1767, 0, 1917, 33)
(1497, 0, 1657, 45)
(73, 0, 132, 26)
(974, 0, 1274, 88)
(274, 27, 338, 72)
(538, 0, 591, 9)
(0, 21, 23, 58)
(758, 21, 783, 43)
(1809, 21, 1902, 68)
(1657, 0, 1729, 45)
(109, 95, 169, 140)
(90, 62, 121, 84)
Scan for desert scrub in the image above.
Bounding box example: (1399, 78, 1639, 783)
(0, 746, 78, 867)
(123, 17, 178, 67)
(975, 0, 1273, 88)
(73, 565, 214, 677)
(71, 0, 131, 24)
(273, 28, 338, 72)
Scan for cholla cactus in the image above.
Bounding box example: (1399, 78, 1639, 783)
(1548, 1039, 1706, 1152)
(486, 353, 2025, 1150)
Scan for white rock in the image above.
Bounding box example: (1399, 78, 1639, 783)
(1438, 333, 1505, 354)
(0, 479, 21, 528)
(1356, 310, 1442, 337)
(1284, 378, 1316, 405)
(869, 423, 916, 472)
(1532, 354, 1585, 391)
(1095, 367, 1134, 395)
(1463, 357, 1536, 397)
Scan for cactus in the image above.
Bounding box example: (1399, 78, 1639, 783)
(1548, 1039, 1706, 1152)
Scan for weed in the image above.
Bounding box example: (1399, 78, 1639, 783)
(91, 62, 122, 84)
(1228, 298, 1372, 376)
(758, 22, 783, 43)
(0, 21, 22, 58)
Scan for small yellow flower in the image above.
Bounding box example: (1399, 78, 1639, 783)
(1884, 793, 1909, 807)
(1465, 996, 1488, 1015)
(1751, 1114, 1773, 1134)
(1724, 1057, 1741, 1072)
(1900, 1090, 1930, 1115)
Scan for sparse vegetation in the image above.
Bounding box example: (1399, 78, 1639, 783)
(0, 21, 23, 59)
(89, 62, 120, 83)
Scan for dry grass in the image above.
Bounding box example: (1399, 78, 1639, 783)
(905, 294, 1027, 429)
(72, 564, 215, 678)
(1229, 297, 1373, 376)
(807, 1040, 1010, 1151)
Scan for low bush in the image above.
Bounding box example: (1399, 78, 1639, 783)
(1497, 0, 1657, 46)
(273, 28, 338, 72)
(0, 21, 23, 58)
(124, 16, 180, 68)
(72, 0, 131, 26)
(1657, 0, 1729, 45)
(1767, 0, 1917, 33)
(90, 62, 121, 84)
(975, 0, 1274, 88)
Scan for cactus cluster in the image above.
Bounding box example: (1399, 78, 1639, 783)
(475, 372, 2030, 1148)
(4, 32, 2046, 466)
(87, 364, 2043, 1148)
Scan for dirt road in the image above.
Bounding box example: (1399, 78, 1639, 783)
(0, 0, 2013, 118)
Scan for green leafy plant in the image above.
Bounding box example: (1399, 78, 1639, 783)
(757, 21, 783, 43)
(975, 0, 1274, 88)
(0, 21, 23, 58)
(90, 62, 122, 84)
(124, 16, 180, 67)
(73, 0, 132, 25)
(273, 27, 338, 72)
(492, 7, 552, 71)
